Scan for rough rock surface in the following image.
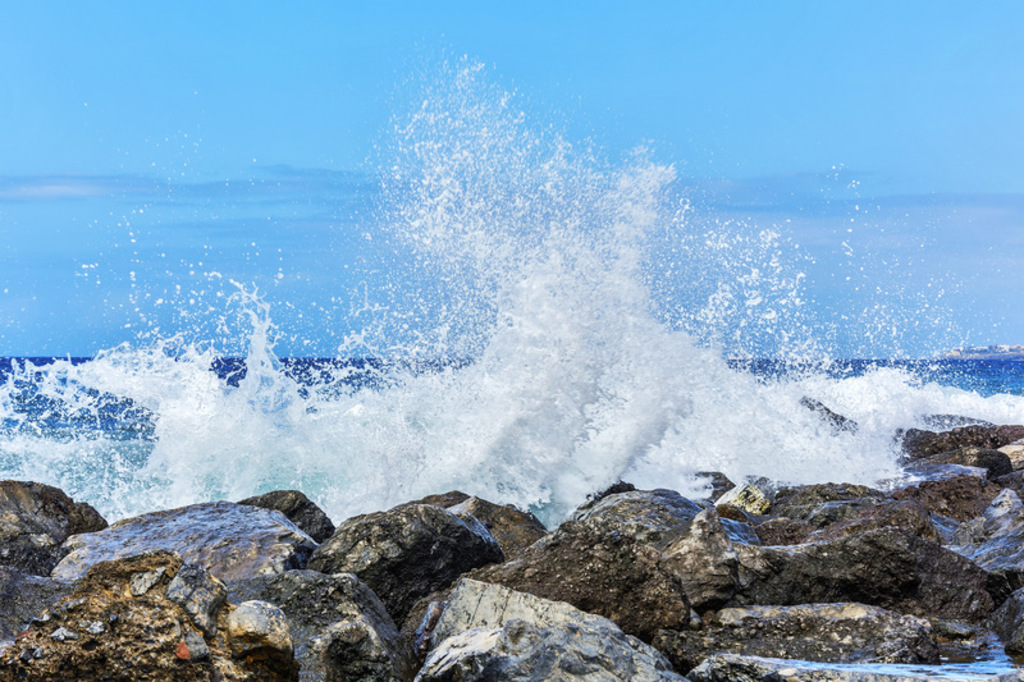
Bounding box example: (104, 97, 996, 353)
(238, 490, 336, 544)
(715, 484, 771, 516)
(418, 619, 685, 681)
(999, 439, 1024, 471)
(469, 518, 690, 641)
(225, 600, 294, 668)
(0, 566, 74, 643)
(0, 480, 107, 575)
(919, 447, 1013, 479)
(568, 488, 704, 549)
(0, 550, 299, 680)
(652, 602, 940, 673)
(892, 473, 1003, 523)
(228, 570, 414, 682)
(447, 497, 547, 559)
(689, 652, 1023, 682)
(951, 489, 1024, 600)
(989, 586, 1024, 654)
(662, 507, 740, 613)
(52, 501, 317, 583)
(307, 504, 503, 623)
(901, 424, 1024, 460)
(770, 483, 888, 529)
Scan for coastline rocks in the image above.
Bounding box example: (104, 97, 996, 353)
(225, 600, 295, 669)
(569, 488, 703, 549)
(769, 483, 888, 529)
(0, 566, 74, 644)
(419, 580, 683, 681)
(238, 490, 336, 544)
(893, 472, 1003, 523)
(917, 448, 1013, 479)
(307, 504, 504, 623)
(0, 550, 300, 680)
(652, 602, 940, 673)
(989, 586, 1024, 654)
(951, 489, 1024, 600)
(0, 480, 107, 576)
(446, 497, 547, 560)
(52, 501, 317, 583)
(901, 424, 1024, 460)
(227, 570, 414, 682)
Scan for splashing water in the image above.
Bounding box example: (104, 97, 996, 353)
(2, 59, 1023, 525)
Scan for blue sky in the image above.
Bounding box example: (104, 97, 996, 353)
(1, 1, 1022, 356)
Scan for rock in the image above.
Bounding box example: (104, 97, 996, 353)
(238, 489, 336, 543)
(812, 500, 940, 544)
(0, 480, 107, 576)
(893, 473, 1003, 522)
(226, 600, 294, 669)
(0, 566, 73, 643)
(469, 518, 690, 641)
(902, 424, 1024, 460)
(447, 497, 547, 559)
(922, 414, 994, 430)
(689, 652, 1022, 681)
(990, 586, 1024, 654)
(52, 501, 317, 583)
(418, 619, 685, 681)
(800, 397, 859, 434)
(0, 550, 299, 680)
(166, 563, 227, 637)
(999, 439, 1024, 470)
(754, 517, 814, 546)
(653, 602, 939, 673)
(715, 484, 771, 516)
(228, 570, 414, 682)
(568, 488, 703, 549)
(405, 491, 471, 508)
(307, 504, 503, 623)
(733, 527, 995, 623)
(770, 483, 888, 529)
(695, 471, 735, 502)
(950, 489, 1024, 601)
(921, 447, 1013, 479)
(661, 507, 740, 613)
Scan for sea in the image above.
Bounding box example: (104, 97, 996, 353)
(3, 59, 1024, 531)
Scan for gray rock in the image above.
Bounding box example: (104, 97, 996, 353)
(569, 488, 703, 550)
(662, 507, 740, 612)
(238, 489, 336, 544)
(417, 619, 686, 681)
(892, 471, 1002, 523)
(226, 599, 293, 661)
(951, 489, 1024, 601)
(689, 653, 1023, 681)
(652, 602, 939, 673)
(923, 447, 1013, 479)
(228, 570, 414, 682)
(308, 504, 503, 622)
(0, 566, 73, 642)
(52, 501, 316, 583)
(0, 480, 107, 576)
(165, 562, 227, 636)
(901, 424, 1024, 460)
(447, 497, 547, 559)
(990, 586, 1024, 654)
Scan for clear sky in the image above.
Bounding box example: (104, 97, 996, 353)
(1, 1, 1022, 357)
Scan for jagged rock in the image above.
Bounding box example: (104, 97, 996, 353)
(999, 439, 1024, 470)
(695, 471, 735, 502)
(662, 507, 740, 613)
(800, 397, 859, 434)
(0, 550, 299, 680)
(468, 517, 690, 641)
(733, 527, 995, 623)
(770, 483, 888, 529)
(990, 586, 1024, 654)
(902, 424, 1024, 460)
(447, 497, 547, 559)
(812, 500, 940, 544)
(652, 602, 939, 673)
(405, 491, 471, 508)
(418, 619, 685, 681)
(754, 517, 814, 546)
(893, 472, 1003, 522)
(951, 489, 1024, 601)
(0, 566, 74, 643)
(569, 488, 703, 549)
(166, 563, 227, 637)
(0, 480, 107, 576)
(919, 447, 1013, 479)
(689, 652, 1022, 681)
(716, 484, 771, 516)
(51, 501, 316, 583)
(228, 570, 414, 682)
(226, 600, 294, 669)
(238, 490, 335, 543)
(307, 504, 503, 623)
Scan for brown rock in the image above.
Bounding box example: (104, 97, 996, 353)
(893, 474, 1002, 522)
(902, 424, 1024, 460)
(237, 489, 335, 543)
(448, 496, 547, 559)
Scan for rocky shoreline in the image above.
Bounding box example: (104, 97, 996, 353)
(2, 416, 1024, 679)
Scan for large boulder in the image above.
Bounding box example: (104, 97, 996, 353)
(51, 501, 317, 583)
(307, 504, 503, 623)
(652, 602, 939, 673)
(228, 570, 414, 682)
(951, 489, 1024, 601)
(418, 580, 683, 681)
(892, 472, 1003, 523)
(661, 507, 740, 613)
(238, 490, 335, 544)
(0, 480, 107, 576)
(901, 424, 1024, 460)
(446, 497, 547, 560)
(769, 483, 888, 529)
(0, 550, 299, 680)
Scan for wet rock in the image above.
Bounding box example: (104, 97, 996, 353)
(0, 566, 73, 642)
(951, 489, 1024, 601)
(716, 484, 771, 516)
(568, 488, 703, 549)
(695, 471, 735, 502)
(662, 507, 740, 613)
(689, 652, 1021, 681)
(893, 473, 1003, 523)
(226, 600, 294, 669)
(307, 503, 503, 623)
(920, 447, 1013, 479)
(902, 424, 1024, 460)
(733, 526, 995, 623)
(922, 414, 995, 430)
(653, 602, 939, 673)
(0, 550, 299, 680)
(469, 517, 690, 641)
(754, 517, 814, 546)
(52, 501, 317, 583)
(418, 619, 684, 682)
(812, 500, 940, 544)
(989, 586, 1024, 654)
(770, 483, 888, 529)
(238, 489, 336, 543)
(800, 397, 859, 434)
(405, 490, 471, 509)
(0, 480, 107, 576)
(447, 496, 547, 559)
(166, 563, 227, 636)
(228, 569, 414, 682)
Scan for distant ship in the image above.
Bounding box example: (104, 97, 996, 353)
(944, 344, 1024, 360)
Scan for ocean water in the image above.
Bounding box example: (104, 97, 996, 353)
(2, 59, 1024, 527)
